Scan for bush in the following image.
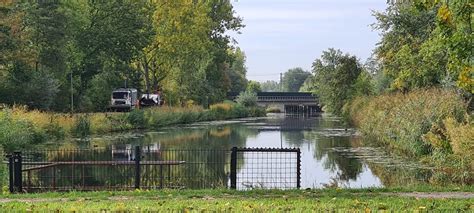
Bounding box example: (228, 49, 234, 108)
(127, 110, 146, 128)
(209, 103, 232, 120)
(72, 115, 91, 138)
(0, 110, 44, 151)
(266, 107, 282, 113)
(235, 91, 257, 107)
(44, 122, 66, 141)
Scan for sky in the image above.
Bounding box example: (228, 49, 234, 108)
(229, 0, 388, 82)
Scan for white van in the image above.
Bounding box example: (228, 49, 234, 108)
(110, 88, 138, 111)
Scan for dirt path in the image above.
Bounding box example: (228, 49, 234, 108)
(0, 192, 472, 203)
(387, 192, 474, 199)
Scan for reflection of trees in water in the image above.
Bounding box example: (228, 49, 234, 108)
(156, 125, 251, 188)
(366, 162, 431, 187)
(282, 131, 305, 147)
(277, 115, 363, 183)
(304, 131, 364, 183)
(30, 125, 255, 189)
(32, 149, 135, 190)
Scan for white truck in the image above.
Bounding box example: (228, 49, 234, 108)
(110, 88, 138, 111)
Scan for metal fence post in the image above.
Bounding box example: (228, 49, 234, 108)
(230, 147, 237, 189)
(8, 154, 13, 193)
(134, 146, 141, 189)
(296, 148, 301, 189)
(13, 152, 22, 193)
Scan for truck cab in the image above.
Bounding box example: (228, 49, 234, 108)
(110, 88, 138, 111)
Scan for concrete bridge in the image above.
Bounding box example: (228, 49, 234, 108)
(227, 92, 321, 114)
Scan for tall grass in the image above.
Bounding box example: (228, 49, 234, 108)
(345, 88, 472, 184)
(0, 103, 265, 151)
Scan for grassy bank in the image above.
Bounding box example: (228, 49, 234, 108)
(0, 102, 265, 152)
(0, 188, 473, 211)
(345, 88, 473, 184)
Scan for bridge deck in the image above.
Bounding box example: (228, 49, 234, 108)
(227, 92, 318, 103)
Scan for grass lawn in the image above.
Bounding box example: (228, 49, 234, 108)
(0, 187, 473, 212)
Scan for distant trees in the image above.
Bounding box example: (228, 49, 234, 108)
(281, 68, 311, 92)
(0, 0, 246, 111)
(260, 80, 281, 92)
(259, 68, 311, 92)
(246, 81, 262, 93)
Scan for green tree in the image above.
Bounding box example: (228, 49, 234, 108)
(260, 80, 281, 92)
(246, 80, 262, 93)
(78, 0, 153, 110)
(152, 1, 243, 105)
(226, 47, 248, 93)
(311, 48, 362, 115)
(299, 76, 316, 92)
(372, 0, 472, 93)
(281, 68, 311, 92)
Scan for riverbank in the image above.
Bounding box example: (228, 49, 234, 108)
(1, 187, 472, 211)
(344, 88, 473, 184)
(0, 102, 265, 151)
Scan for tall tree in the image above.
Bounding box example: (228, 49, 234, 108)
(77, 0, 154, 110)
(281, 67, 311, 92)
(226, 47, 248, 93)
(312, 49, 363, 115)
(373, 0, 472, 93)
(152, 0, 242, 105)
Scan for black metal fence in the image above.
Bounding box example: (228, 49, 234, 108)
(230, 147, 300, 190)
(6, 146, 300, 193)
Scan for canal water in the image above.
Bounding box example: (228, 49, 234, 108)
(47, 114, 431, 189)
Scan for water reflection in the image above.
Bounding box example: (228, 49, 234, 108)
(43, 114, 430, 189)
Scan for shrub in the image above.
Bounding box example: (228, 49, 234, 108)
(44, 122, 66, 141)
(127, 110, 146, 128)
(266, 107, 282, 113)
(235, 91, 257, 107)
(72, 115, 91, 138)
(0, 110, 44, 151)
(209, 103, 233, 120)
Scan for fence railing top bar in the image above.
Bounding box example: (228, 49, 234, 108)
(232, 147, 300, 152)
(8, 148, 232, 153)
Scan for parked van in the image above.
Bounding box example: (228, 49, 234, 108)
(110, 88, 138, 111)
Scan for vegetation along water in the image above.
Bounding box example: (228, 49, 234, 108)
(0, 0, 472, 211)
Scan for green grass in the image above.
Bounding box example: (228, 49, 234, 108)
(0, 188, 473, 211)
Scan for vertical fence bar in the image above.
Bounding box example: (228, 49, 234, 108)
(159, 165, 163, 189)
(230, 147, 237, 189)
(296, 148, 301, 189)
(13, 152, 22, 193)
(8, 155, 13, 193)
(134, 146, 141, 189)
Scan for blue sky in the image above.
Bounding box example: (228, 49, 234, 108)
(230, 0, 387, 82)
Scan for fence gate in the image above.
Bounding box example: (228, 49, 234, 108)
(230, 147, 301, 190)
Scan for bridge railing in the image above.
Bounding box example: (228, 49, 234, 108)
(257, 96, 317, 102)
